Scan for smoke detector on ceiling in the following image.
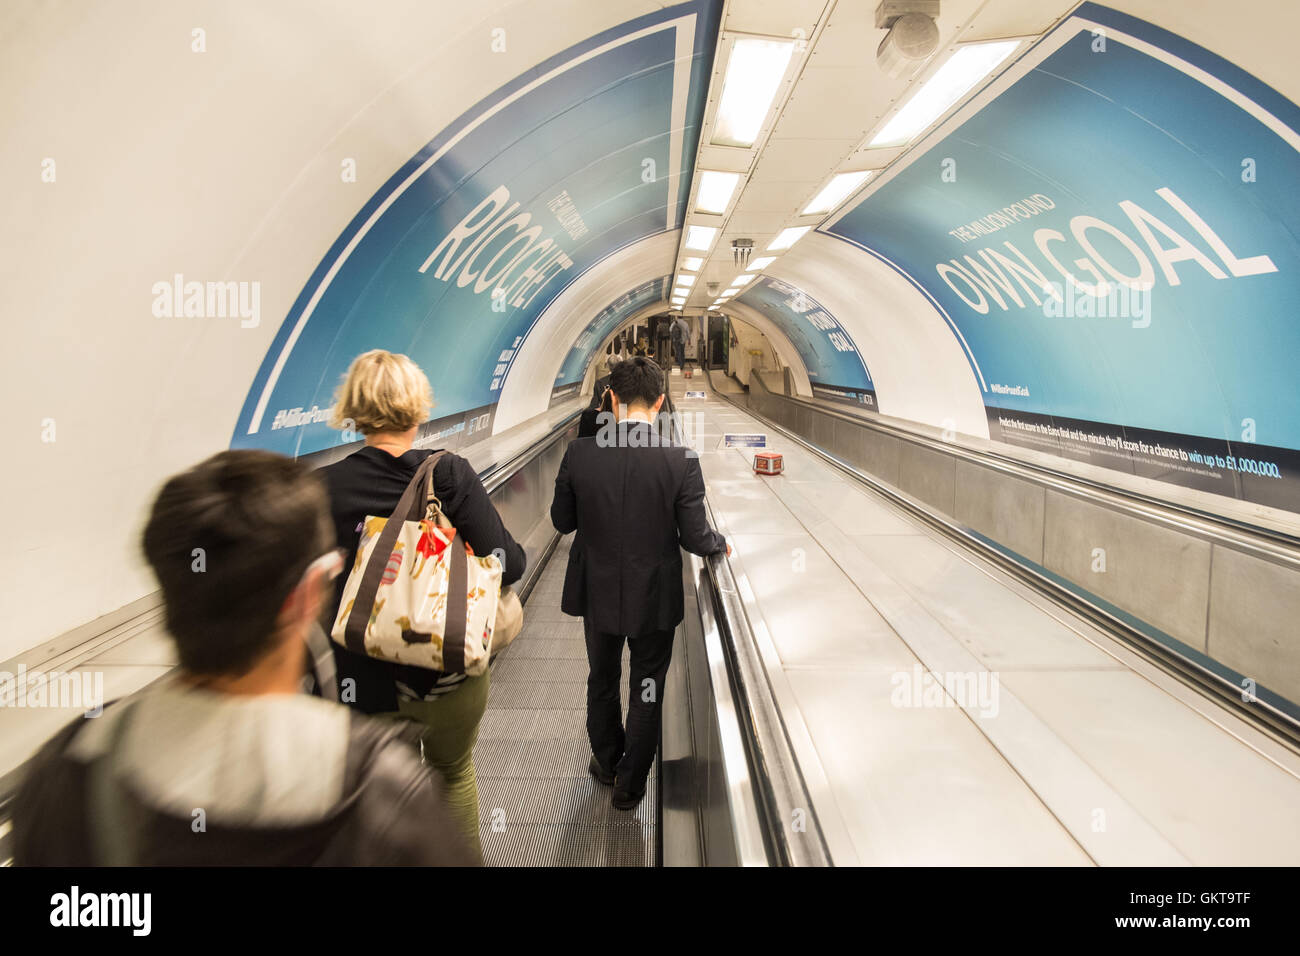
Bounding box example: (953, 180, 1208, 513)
(875, 1, 941, 79)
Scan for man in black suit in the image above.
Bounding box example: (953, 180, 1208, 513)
(550, 357, 727, 810)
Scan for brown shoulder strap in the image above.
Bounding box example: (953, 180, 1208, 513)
(343, 452, 445, 655)
(441, 532, 468, 672)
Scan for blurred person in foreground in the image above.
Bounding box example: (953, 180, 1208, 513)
(550, 357, 728, 810)
(13, 450, 474, 866)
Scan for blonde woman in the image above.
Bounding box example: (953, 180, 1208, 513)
(320, 350, 525, 859)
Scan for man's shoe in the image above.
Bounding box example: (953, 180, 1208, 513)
(588, 756, 616, 787)
(611, 780, 646, 811)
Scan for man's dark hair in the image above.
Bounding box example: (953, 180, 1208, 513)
(142, 450, 334, 676)
(610, 355, 664, 408)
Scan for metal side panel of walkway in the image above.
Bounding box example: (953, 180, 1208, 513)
(476, 533, 657, 866)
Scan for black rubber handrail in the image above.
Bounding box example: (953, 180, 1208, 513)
(664, 399, 833, 866)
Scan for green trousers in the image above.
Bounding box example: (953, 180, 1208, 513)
(389, 668, 490, 861)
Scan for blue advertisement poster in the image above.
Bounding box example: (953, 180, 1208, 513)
(735, 276, 876, 408)
(230, 1, 720, 457)
(552, 274, 670, 397)
(824, 3, 1300, 509)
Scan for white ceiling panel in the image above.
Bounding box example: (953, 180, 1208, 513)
(732, 178, 823, 215)
(752, 136, 858, 179)
(724, 0, 831, 39)
(770, 66, 889, 141)
(965, 0, 1073, 39)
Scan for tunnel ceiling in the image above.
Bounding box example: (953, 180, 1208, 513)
(226, 0, 1300, 513)
(666, 0, 1300, 514)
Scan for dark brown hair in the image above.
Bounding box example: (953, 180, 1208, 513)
(142, 450, 334, 675)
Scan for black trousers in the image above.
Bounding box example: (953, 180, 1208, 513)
(582, 618, 675, 793)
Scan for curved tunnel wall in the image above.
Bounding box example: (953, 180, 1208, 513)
(231, 0, 720, 457)
(6, 0, 1300, 663)
(0, 0, 717, 660)
(733, 275, 875, 409)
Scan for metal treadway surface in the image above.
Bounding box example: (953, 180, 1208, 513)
(477, 534, 656, 866)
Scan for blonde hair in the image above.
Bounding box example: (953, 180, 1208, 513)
(329, 350, 434, 435)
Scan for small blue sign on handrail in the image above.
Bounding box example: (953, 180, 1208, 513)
(723, 433, 766, 448)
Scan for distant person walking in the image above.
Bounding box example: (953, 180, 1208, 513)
(550, 357, 727, 810)
(671, 316, 690, 371)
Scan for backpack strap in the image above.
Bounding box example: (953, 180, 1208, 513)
(89, 700, 142, 866)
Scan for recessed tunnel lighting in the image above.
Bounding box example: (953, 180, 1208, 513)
(803, 171, 873, 215)
(711, 37, 796, 148)
(749, 256, 776, 270)
(768, 226, 810, 251)
(695, 171, 741, 214)
(685, 225, 718, 251)
(676, 274, 696, 287)
(682, 257, 704, 271)
(869, 40, 1021, 148)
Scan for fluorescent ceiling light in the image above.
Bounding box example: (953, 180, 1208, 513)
(711, 37, 796, 148)
(803, 171, 873, 215)
(676, 274, 696, 287)
(733, 274, 756, 286)
(767, 226, 810, 251)
(696, 170, 741, 214)
(749, 256, 776, 270)
(685, 225, 718, 251)
(723, 287, 741, 296)
(869, 40, 1020, 148)
(682, 257, 704, 271)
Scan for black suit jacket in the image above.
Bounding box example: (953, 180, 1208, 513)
(577, 374, 612, 439)
(551, 420, 726, 636)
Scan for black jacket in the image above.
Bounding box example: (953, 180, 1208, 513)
(550, 419, 725, 636)
(578, 374, 613, 439)
(320, 446, 525, 712)
(13, 695, 476, 866)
